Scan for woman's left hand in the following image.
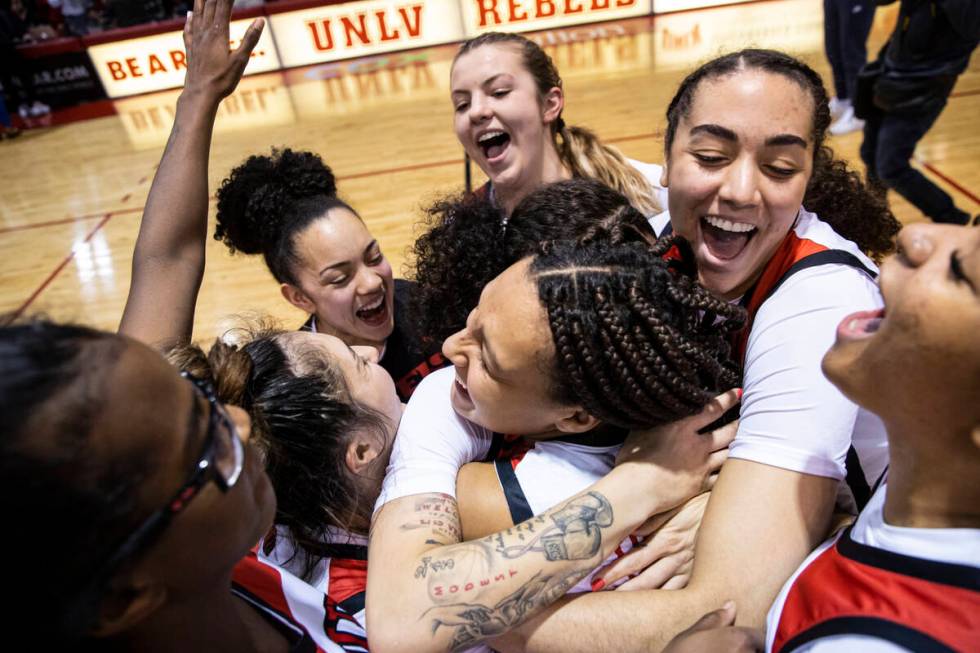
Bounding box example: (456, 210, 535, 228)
(591, 492, 709, 591)
(182, 0, 264, 100)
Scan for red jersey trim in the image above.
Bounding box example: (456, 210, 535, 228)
(773, 526, 980, 653)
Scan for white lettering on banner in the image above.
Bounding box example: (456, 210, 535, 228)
(87, 19, 280, 98)
(459, 0, 649, 35)
(269, 0, 464, 69)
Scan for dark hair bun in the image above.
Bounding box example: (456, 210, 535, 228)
(214, 148, 337, 255)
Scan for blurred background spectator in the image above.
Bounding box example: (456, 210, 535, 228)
(0, 0, 51, 121)
(823, 0, 875, 135)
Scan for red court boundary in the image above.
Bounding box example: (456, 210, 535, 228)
(5, 214, 113, 324)
(915, 157, 980, 206)
(6, 128, 978, 320)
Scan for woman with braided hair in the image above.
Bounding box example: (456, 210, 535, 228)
(367, 179, 746, 653)
(465, 50, 903, 653)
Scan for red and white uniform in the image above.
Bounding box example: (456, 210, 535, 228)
(377, 367, 637, 594)
(232, 527, 369, 653)
(766, 483, 980, 652)
(652, 208, 888, 513)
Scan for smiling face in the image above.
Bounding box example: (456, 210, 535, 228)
(285, 208, 395, 350)
(281, 331, 403, 501)
(663, 69, 815, 300)
(450, 44, 564, 204)
(441, 258, 592, 437)
(823, 224, 980, 436)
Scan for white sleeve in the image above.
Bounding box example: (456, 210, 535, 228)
(374, 367, 492, 512)
(729, 265, 883, 480)
(783, 635, 913, 653)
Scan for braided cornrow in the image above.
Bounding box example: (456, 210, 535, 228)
(531, 238, 745, 430)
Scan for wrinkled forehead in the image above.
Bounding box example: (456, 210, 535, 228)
(451, 43, 526, 86)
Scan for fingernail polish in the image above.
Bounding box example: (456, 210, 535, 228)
(736, 388, 743, 400)
(591, 578, 606, 592)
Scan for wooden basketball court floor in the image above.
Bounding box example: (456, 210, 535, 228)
(1, 0, 978, 343)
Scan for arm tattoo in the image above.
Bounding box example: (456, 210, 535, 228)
(495, 491, 613, 561)
(425, 568, 584, 652)
(398, 494, 462, 543)
(420, 492, 615, 649)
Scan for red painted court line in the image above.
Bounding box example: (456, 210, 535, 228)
(338, 157, 466, 181)
(915, 156, 980, 206)
(949, 88, 980, 99)
(7, 214, 114, 324)
(0, 206, 144, 235)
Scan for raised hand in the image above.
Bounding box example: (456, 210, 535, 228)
(616, 388, 740, 511)
(182, 0, 264, 100)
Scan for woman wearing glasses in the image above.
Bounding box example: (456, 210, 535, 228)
(114, 1, 400, 650)
(0, 321, 287, 648)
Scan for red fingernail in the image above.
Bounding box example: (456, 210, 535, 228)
(736, 388, 743, 400)
(591, 578, 606, 592)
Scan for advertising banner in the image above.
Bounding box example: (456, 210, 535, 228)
(87, 18, 281, 98)
(459, 0, 650, 36)
(268, 0, 465, 68)
(11, 42, 107, 109)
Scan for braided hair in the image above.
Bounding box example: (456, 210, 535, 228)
(664, 49, 899, 259)
(531, 235, 745, 430)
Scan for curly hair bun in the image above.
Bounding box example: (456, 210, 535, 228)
(214, 148, 338, 256)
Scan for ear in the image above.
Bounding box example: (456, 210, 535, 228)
(280, 283, 316, 315)
(541, 86, 564, 125)
(659, 161, 669, 188)
(554, 407, 600, 435)
(345, 434, 381, 475)
(89, 577, 167, 638)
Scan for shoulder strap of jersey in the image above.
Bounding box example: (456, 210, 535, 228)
(755, 249, 877, 307)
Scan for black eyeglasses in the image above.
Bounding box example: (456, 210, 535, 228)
(90, 372, 245, 583)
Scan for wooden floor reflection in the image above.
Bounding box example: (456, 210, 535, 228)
(1, 0, 977, 341)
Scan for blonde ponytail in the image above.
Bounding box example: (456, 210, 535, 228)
(557, 124, 662, 216)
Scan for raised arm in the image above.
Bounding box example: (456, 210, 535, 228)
(366, 390, 737, 653)
(118, 0, 263, 346)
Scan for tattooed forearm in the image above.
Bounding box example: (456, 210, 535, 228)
(425, 567, 586, 652)
(416, 556, 456, 579)
(494, 491, 614, 561)
(399, 493, 462, 543)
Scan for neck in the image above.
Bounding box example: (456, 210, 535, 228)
(883, 420, 980, 529)
(496, 141, 571, 215)
(110, 583, 287, 653)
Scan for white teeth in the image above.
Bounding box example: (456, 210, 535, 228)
(478, 130, 506, 143)
(359, 296, 384, 312)
(456, 376, 468, 390)
(704, 216, 756, 233)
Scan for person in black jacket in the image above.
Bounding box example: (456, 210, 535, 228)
(860, 0, 979, 225)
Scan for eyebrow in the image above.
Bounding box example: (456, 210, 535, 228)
(689, 123, 808, 149)
(764, 134, 808, 149)
(451, 73, 510, 97)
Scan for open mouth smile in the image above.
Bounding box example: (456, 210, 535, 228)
(700, 215, 758, 261)
(477, 129, 511, 163)
(356, 291, 389, 327)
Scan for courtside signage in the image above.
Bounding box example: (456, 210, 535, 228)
(268, 0, 465, 68)
(87, 18, 280, 98)
(460, 0, 650, 35)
